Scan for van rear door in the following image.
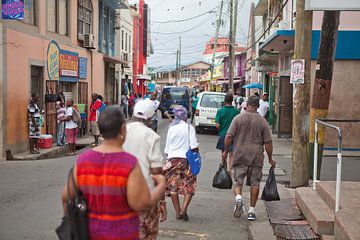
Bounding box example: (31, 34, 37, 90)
(198, 93, 225, 125)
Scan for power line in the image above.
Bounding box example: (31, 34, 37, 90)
(152, 6, 218, 24)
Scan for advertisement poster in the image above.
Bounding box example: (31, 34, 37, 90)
(2, 0, 24, 20)
(78, 57, 87, 79)
(290, 59, 305, 84)
(59, 50, 79, 78)
(47, 41, 60, 80)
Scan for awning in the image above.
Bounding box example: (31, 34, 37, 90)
(259, 30, 295, 52)
(103, 55, 127, 65)
(215, 79, 244, 86)
(137, 75, 152, 80)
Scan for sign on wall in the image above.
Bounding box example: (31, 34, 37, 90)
(2, 0, 24, 20)
(305, 0, 360, 10)
(59, 50, 79, 78)
(78, 57, 87, 79)
(47, 41, 60, 80)
(290, 59, 305, 84)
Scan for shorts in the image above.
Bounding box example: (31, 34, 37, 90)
(216, 136, 233, 152)
(65, 128, 78, 144)
(90, 121, 100, 136)
(232, 164, 263, 187)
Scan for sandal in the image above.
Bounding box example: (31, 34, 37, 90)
(176, 213, 182, 220)
(180, 212, 189, 221)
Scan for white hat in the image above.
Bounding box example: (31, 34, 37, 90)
(133, 100, 155, 120)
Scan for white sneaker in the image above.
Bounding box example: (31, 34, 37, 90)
(233, 200, 244, 218)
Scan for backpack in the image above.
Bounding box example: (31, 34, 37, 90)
(72, 107, 81, 124)
(98, 102, 107, 113)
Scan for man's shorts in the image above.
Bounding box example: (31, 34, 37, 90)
(90, 121, 100, 136)
(232, 164, 263, 187)
(216, 136, 234, 152)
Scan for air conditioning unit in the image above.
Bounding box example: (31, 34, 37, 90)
(83, 34, 95, 49)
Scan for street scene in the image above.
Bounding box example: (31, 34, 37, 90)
(0, 0, 360, 240)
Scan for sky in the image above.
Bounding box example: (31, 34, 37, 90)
(129, 0, 253, 71)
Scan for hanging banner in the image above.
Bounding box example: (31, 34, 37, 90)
(59, 50, 79, 78)
(2, 0, 24, 20)
(47, 41, 60, 80)
(78, 57, 87, 79)
(290, 59, 305, 84)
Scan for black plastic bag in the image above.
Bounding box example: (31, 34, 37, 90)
(261, 166, 280, 201)
(212, 163, 233, 189)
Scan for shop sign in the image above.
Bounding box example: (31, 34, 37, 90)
(47, 40, 60, 80)
(78, 57, 87, 79)
(2, 0, 24, 20)
(290, 59, 305, 84)
(59, 50, 79, 77)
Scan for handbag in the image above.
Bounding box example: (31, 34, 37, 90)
(56, 167, 89, 240)
(212, 162, 233, 189)
(185, 124, 202, 176)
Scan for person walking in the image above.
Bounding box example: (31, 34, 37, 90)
(28, 93, 41, 154)
(123, 100, 167, 240)
(164, 106, 199, 221)
(61, 106, 166, 240)
(215, 93, 240, 171)
(190, 92, 199, 124)
(257, 93, 269, 120)
(90, 93, 102, 146)
(121, 93, 129, 118)
(145, 91, 171, 132)
(222, 95, 276, 221)
(64, 99, 78, 156)
(56, 101, 66, 146)
(128, 93, 135, 118)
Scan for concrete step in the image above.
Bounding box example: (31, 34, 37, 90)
(322, 235, 334, 240)
(295, 187, 335, 235)
(317, 182, 337, 210)
(335, 209, 360, 240)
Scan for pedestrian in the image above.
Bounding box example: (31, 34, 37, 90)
(222, 95, 276, 221)
(61, 106, 166, 239)
(123, 100, 167, 239)
(28, 93, 41, 154)
(145, 91, 171, 132)
(89, 93, 102, 147)
(121, 93, 128, 118)
(257, 93, 269, 120)
(164, 106, 199, 221)
(215, 93, 240, 171)
(64, 99, 78, 156)
(128, 93, 135, 118)
(190, 92, 199, 124)
(56, 101, 66, 146)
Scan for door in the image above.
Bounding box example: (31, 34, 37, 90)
(31, 66, 44, 109)
(277, 76, 293, 138)
(46, 81, 58, 140)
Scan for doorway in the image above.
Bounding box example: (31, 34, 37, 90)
(31, 66, 44, 108)
(277, 76, 293, 138)
(45, 80, 58, 140)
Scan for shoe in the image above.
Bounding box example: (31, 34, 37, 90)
(233, 200, 244, 218)
(180, 212, 189, 221)
(247, 212, 256, 221)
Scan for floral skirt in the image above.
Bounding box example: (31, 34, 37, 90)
(164, 158, 197, 196)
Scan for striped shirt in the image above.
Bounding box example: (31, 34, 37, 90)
(227, 111, 272, 167)
(76, 150, 139, 240)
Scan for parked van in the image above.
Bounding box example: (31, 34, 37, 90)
(194, 91, 226, 133)
(161, 86, 190, 118)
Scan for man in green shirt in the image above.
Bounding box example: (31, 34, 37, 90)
(215, 93, 240, 171)
(191, 92, 199, 123)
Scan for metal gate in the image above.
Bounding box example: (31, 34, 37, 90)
(45, 81, 58, 140)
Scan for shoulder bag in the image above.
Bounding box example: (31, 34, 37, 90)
(186, 124, 202, 176)
(56, 167, 89, 240)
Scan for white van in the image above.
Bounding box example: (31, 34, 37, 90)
(194, 92, 226, 133)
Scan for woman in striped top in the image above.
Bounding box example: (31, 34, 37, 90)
(61, 106, 165, 240)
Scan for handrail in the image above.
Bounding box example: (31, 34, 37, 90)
(312, 119, 360, 213)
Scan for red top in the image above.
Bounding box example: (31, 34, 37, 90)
(89, 99, 102, 121)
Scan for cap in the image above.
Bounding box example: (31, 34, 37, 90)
(263, 92, 269, 95)
(133, 100, 155, 120)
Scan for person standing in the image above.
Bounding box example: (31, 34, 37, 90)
(56, 101, 66, 146)
(145, 91, 171, 132)
(90, 93, 102, 146)
(215, 93, 240, 171)
(121, 93, 129, 118)
(61, 106, 166, 239)
(128, 93, 135, 118)
(123, 100, 167, 240)
(222, 95, 276, 221)
(28, 93, 41, 154)
(164, 106, 199, 221)
(190, 92, 199, 124)
(257, 93, 269, 119)
(64, 99, 78, 156)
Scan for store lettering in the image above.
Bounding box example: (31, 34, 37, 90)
(2, 2, 24, 15)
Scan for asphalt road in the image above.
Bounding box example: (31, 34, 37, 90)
(0, 120, 251, 240)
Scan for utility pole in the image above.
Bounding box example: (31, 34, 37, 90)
(290, 0, 313, 188)
(179, 36, 182, 82)
(309, 11, 340, 179)
(229, 0, 238, 92)
(210, 0, 224, 90)
(176, 50, 179, 86)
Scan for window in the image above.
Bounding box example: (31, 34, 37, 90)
(78, 0, 93, 38)
(129, 35, 131, 53)
(200, 94, 225, 108)
(24, 0, 36, 25)
(125, 32, 128, 51)
(121, 30, 124, 50)
(47, 0, 68, 35)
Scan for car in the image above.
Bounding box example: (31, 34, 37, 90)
(161, 86, 190, 118)
(194, 91, 226, 133)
